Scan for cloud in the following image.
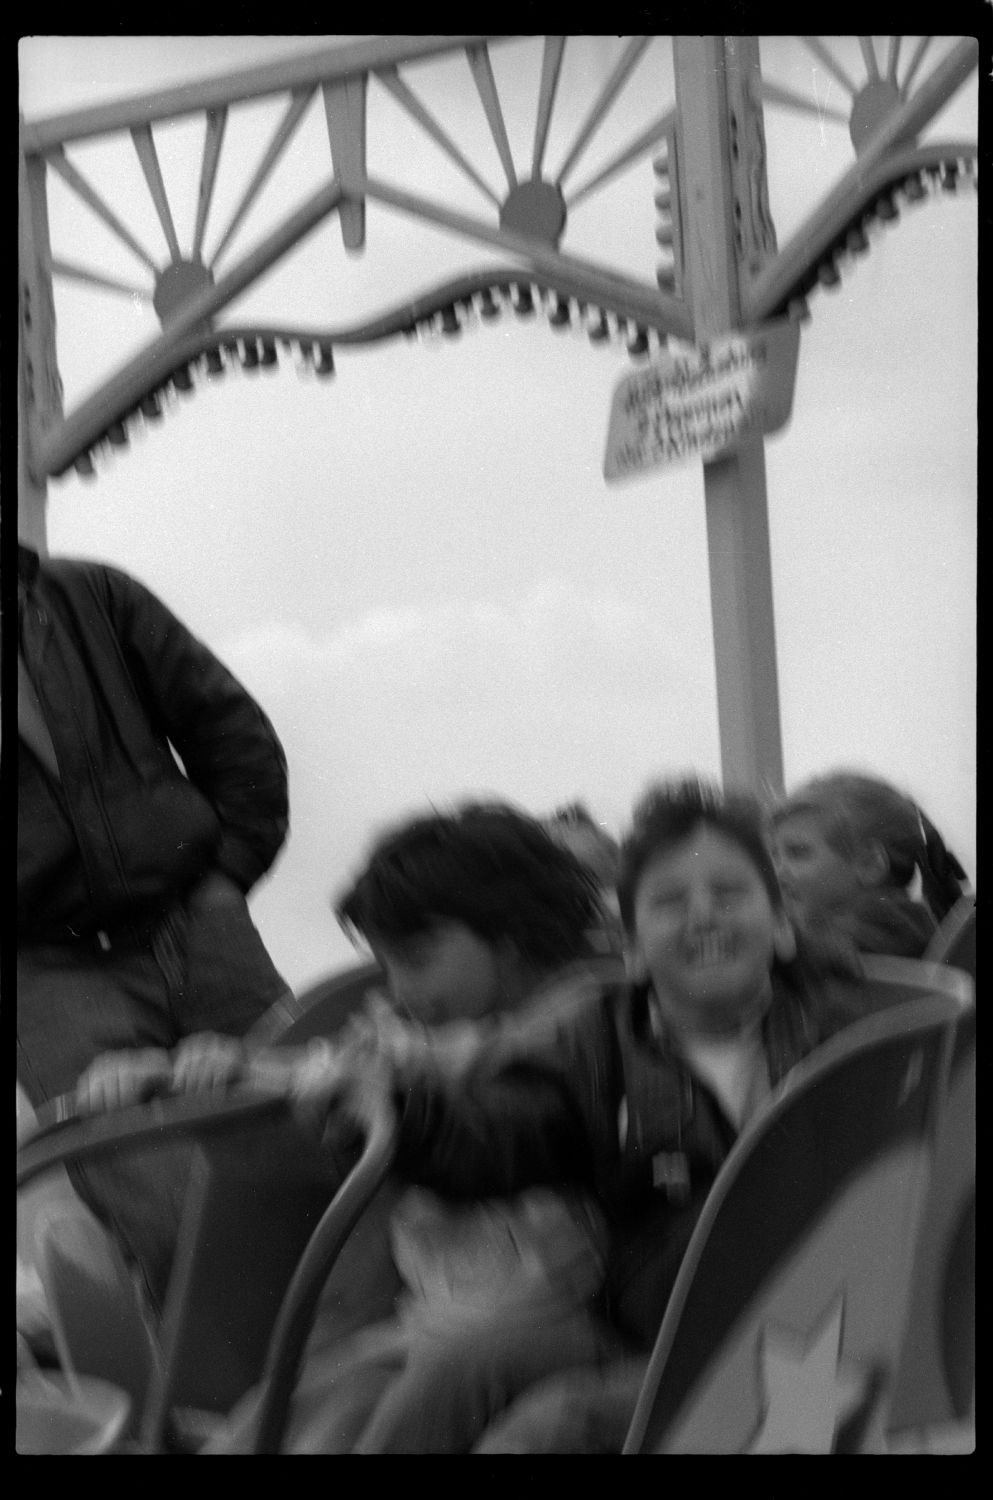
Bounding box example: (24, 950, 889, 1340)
(221, 579, 718, 988)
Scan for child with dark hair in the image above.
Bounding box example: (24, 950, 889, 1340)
(82, 800, 620, 1453)
(771, 770, 970, 959)
(336, 798, 613, 1007)
(302, 775, 888, 1452)
(294, 801, 619, 1454)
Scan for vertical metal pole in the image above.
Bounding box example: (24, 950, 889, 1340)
(673, 36, 784, 795)
(19, 126, 61, 555)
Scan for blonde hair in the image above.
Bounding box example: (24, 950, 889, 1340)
(773, 771, 967, 920)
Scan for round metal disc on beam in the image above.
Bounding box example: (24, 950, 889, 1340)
(152, 257, 215, 324)
(849, 80, 902, 155)
(498, 177, 567, 245)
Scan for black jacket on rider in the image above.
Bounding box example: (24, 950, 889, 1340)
(17, 544, 289, 944)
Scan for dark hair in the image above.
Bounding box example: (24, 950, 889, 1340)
(334, 800, 602, 971)
(771, 771, 968, 922)
(617, 776, 782, 933)
(544, 802, 621, 888)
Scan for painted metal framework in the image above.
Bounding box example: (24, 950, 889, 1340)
(18, 34, 978, 790)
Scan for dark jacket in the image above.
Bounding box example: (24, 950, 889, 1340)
(17, 545, 289, 942)
(394, 967, 883, 1351)
(826, 888, 937, 960)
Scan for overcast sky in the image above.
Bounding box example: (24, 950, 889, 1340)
(19, 35, 977, 991)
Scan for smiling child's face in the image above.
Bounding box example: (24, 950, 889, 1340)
(630, 823, 793, 1036)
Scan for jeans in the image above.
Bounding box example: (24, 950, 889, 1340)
(17, 881, 291, 1317)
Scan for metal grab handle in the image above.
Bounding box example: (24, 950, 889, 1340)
(251, 1091, 399, 1454)
(17, 1087, 292, 1193)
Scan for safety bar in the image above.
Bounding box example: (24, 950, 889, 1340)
(17, 1087, 292, 1194)
(250, 1091, 399, 1453)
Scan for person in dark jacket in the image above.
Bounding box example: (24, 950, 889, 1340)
(300, 776, 878, 1451)
(770, 770, 970, 960)
(16, 542, 293, 1316)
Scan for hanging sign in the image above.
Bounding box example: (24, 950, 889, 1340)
(603, 318, 801, 482)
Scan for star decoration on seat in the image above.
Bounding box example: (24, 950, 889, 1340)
(746, 1292, 870, 1453)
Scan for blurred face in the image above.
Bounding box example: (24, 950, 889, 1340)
(773, 812, 864, 923)
(630, 824, 792, 1036)
(370, 919, 511, 1025)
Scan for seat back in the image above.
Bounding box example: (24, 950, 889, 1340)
(138, 1115, 346, 1448)
(18, 1090, 297, 1449)
(623, 968, 970, 1454)
(17, 960, 397, 1452)
(139, 960, 392, 1448)
(886, 907, 976, 1435)
(32, 1201, 159, 1433)
(249, 961, 385, 1046)
(923, 893, 975, 979)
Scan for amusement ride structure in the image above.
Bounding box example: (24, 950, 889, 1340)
(18, 34, 979, 792)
